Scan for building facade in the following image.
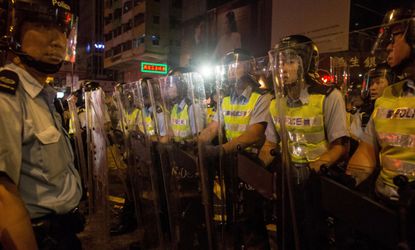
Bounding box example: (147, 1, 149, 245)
(103, 0, 182, 82)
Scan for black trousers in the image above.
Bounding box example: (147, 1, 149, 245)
(32, 209, 85, 250)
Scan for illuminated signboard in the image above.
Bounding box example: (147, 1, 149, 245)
(141, 62, 168, 75)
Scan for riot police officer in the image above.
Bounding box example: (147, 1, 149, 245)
(68, 87, 87, 136)
(349, 64, 393, 141)
(0, 0, 83, 249)
(347, 6, 415, 201)
(199, 49, 272, 155)
(164, 67, 206, 143)
(262, 35, 349, 169)
(262, 35, 349, 250)
(157, 68, 212, 249)
(199, 48, 273, 249)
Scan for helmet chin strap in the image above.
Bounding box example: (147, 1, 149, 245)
(18, 53, 63, 74)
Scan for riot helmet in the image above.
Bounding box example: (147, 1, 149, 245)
(84, 81, 100, 92)
(165, 67, 191, 104)
(270, 35, 319, 101)
(222, 48, 259, 94)
(371, 6, 415, 76)
(362, 63, 393, 101)
(115, 82, 134, 112)
(0, 0, 78, 74)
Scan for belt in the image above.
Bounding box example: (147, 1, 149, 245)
(31, 207, 85, 234)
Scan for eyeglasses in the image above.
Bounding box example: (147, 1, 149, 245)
(389, 31, 404, 44)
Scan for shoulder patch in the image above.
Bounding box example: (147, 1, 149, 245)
(0, 70, 19, 95)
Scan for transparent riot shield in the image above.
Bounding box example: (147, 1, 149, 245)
(210, 54, 274, 249)
(112, 80, 166, 248)
(84, 86, 110, 248)
(67, 93, 88, 203)
(268, 47, 300, 250)
(157, 72, 212, 249)
(269, 40, 332, 250)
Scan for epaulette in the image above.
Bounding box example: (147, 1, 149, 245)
(307, 84, 334, 96)
(0, 70, 19, 95)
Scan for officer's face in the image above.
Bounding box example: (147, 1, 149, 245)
(280, 56, 301, 85)
(20, 22, 67, 65)
(228, 62, 247, 82)
(369, 76, 389, 100)
(167, 83, 178, 100)
(386, 25, 411, 68)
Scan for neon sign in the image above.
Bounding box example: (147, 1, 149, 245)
(141, 62, 168, 75)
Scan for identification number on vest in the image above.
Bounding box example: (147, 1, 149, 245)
(377, 108, 415, 120)
(224, 110, 248, 117)
(285, 117, 319, 126)
(172, 119, 187, 125)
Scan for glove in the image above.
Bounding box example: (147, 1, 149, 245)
(202, 144, 223, 159)
(320, 164, 357, 188)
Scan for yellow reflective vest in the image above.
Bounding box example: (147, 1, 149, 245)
(171, 103, 191, 141)
(123, 108, 139, 131)
(68, 113, 76, 135)
(68, 107, 85, 135)
(222, 92, 261, 142)
(206, 106, 216, 124)
(137, 109, 155, 136)
(373, 81, 415, 187)
(270, 94, 328, 163)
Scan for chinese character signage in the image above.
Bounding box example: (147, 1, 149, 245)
(141, 62, 168, 75)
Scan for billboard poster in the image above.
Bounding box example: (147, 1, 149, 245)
(271, 0, 350, 53)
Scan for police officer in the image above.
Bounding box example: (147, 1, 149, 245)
(347, 6, 415, 201)
(68, 87, 86, 136)
(261, 35, 349, 170)
(349, 64, 393, 141)
(165, 67, 206, 142)
(137, 77, 166, 138)
(199, 48, 273, 249)
(0, 0, 83, 249)
(261, 35, 349, 250)
(199, 49, 272, 155)
(117, 84, 140, 133)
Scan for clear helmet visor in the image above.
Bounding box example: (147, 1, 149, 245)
(269, 48, 304, 100)
(362, 68, 391, 100)
(13, 0, 77, 33)
(1, 0, 78, 61)
(64, 15, 77, 62)
(226, 59, 252, 83)
(371, 9, 413, 61)
(163, 75, 183, 101)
